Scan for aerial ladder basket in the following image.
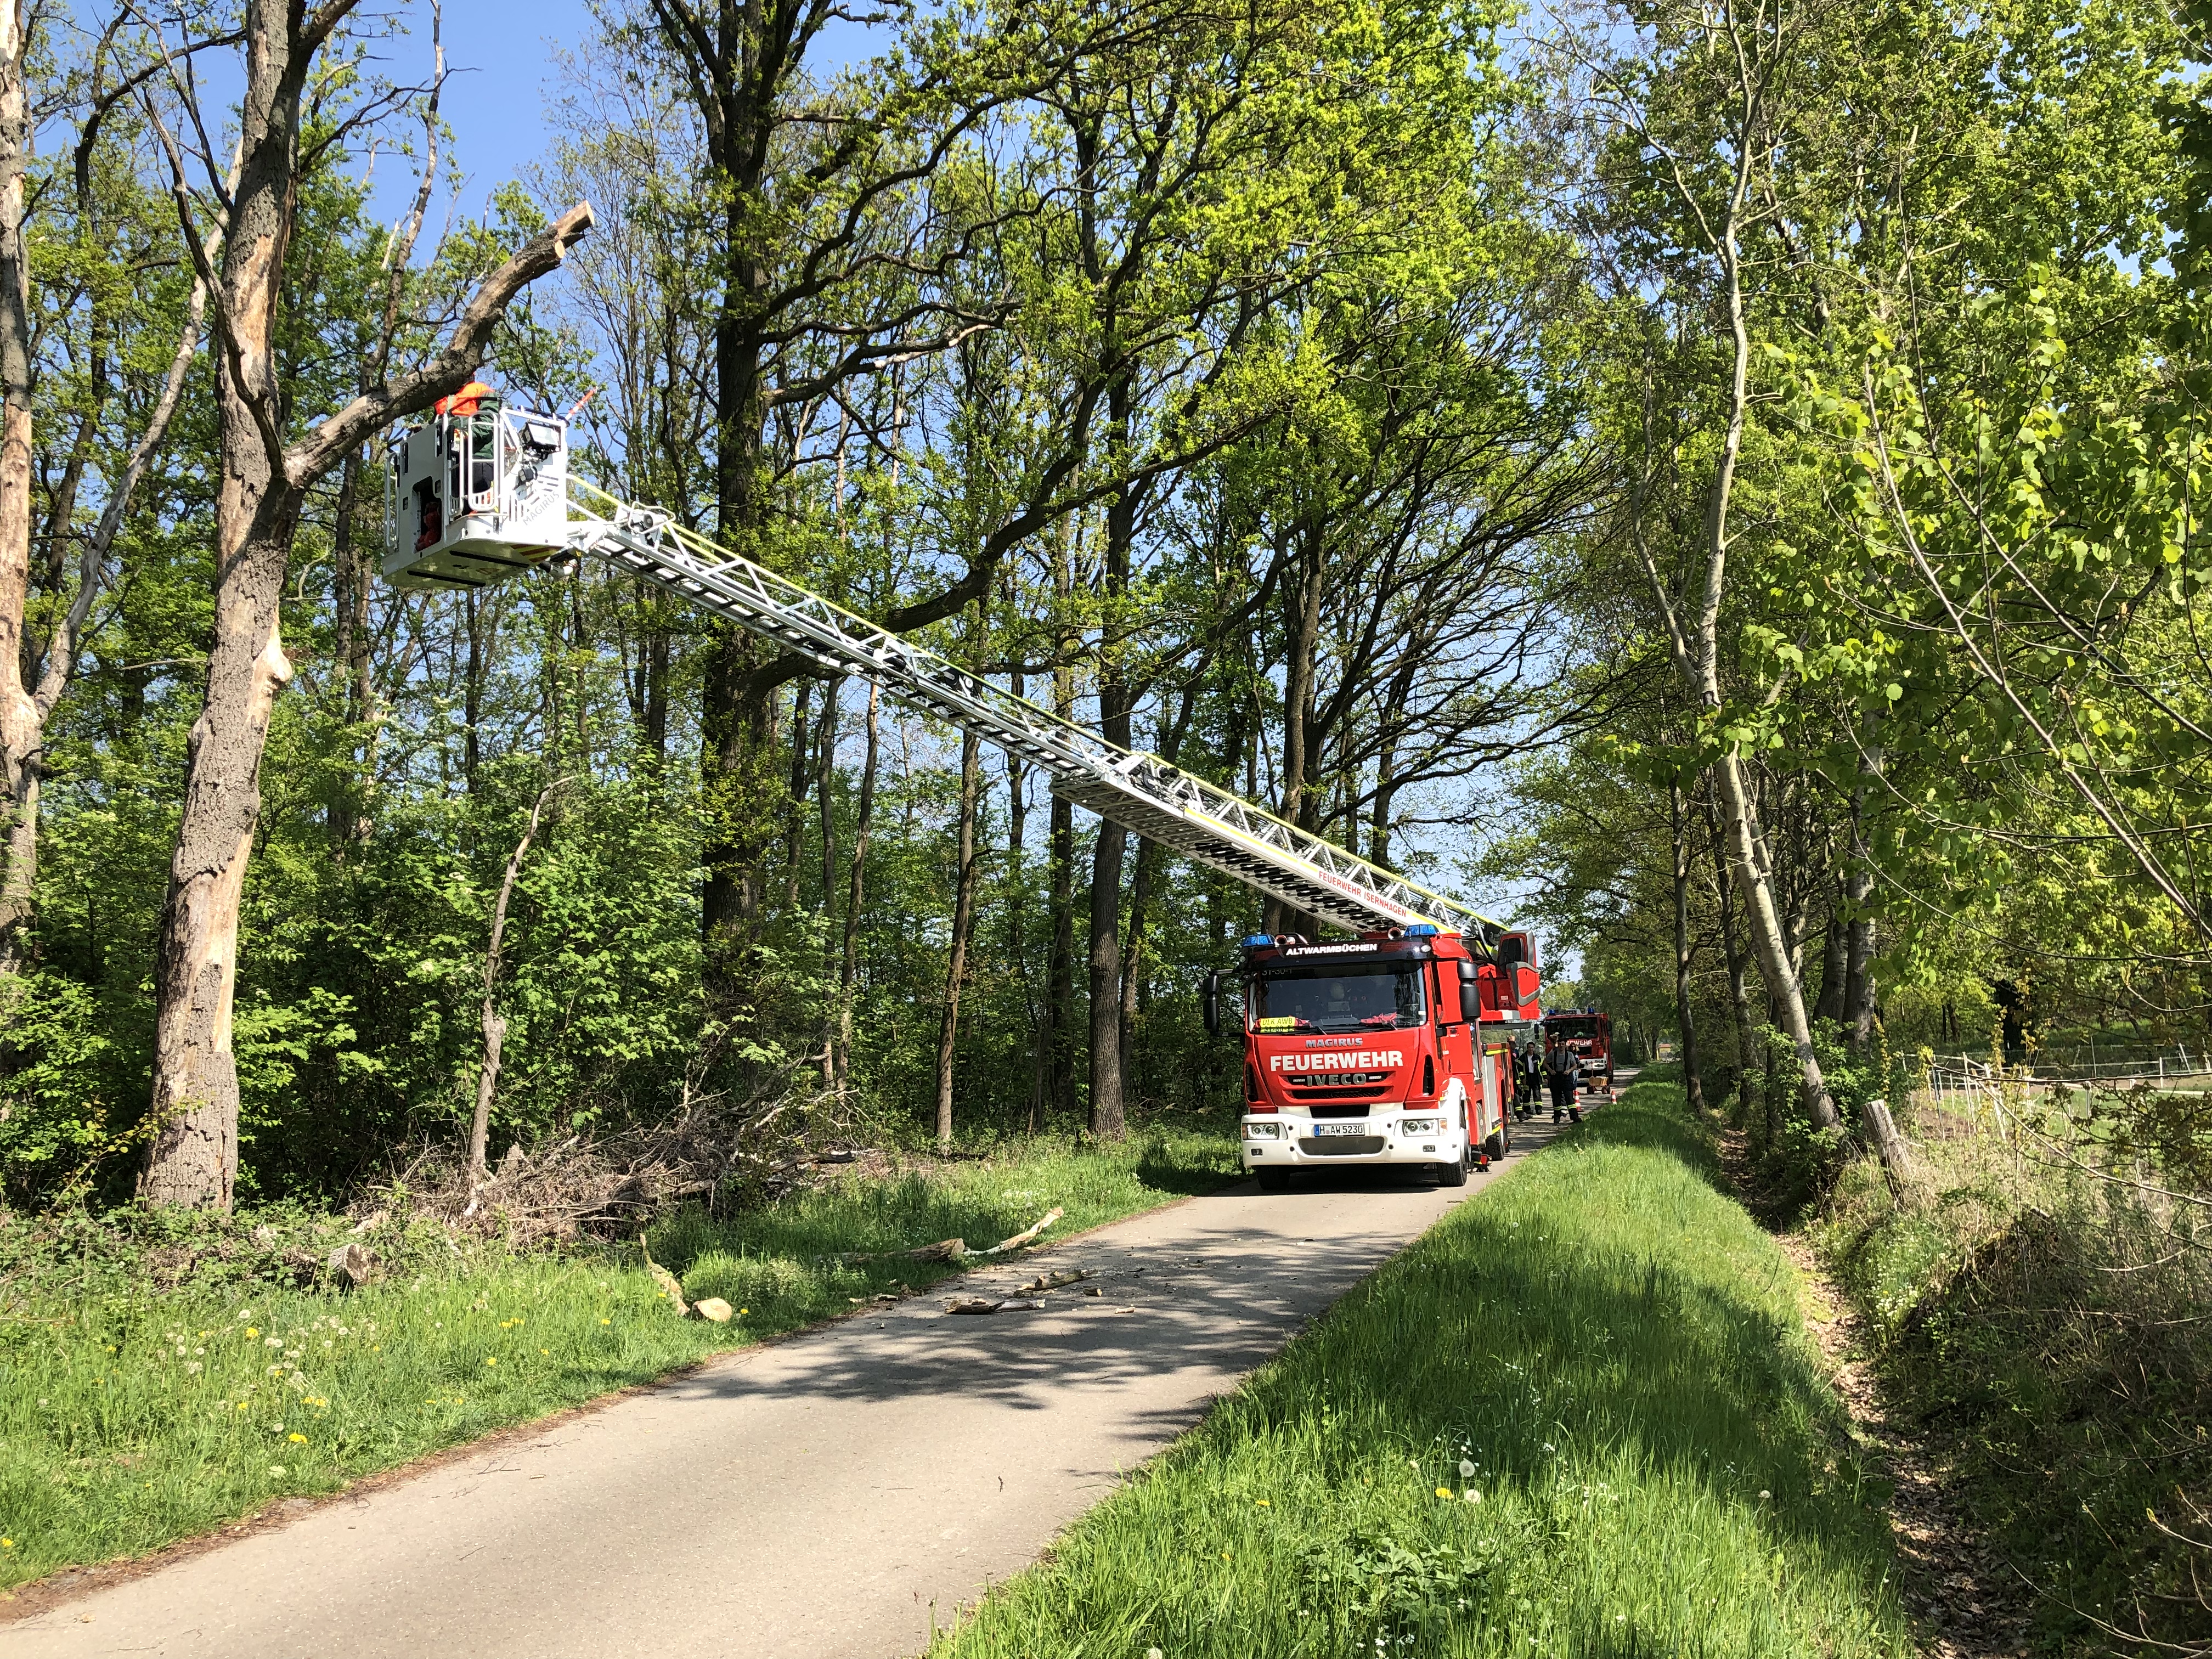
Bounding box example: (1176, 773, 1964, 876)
(383, 404, 1502, 945)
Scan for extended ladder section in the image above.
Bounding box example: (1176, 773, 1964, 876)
(379, 409, 1498, 943)
(560, 482, 1496, 944)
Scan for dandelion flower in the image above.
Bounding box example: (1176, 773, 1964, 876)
(245, 1328, 259, 1339)
(484, 1357, 497, 1366)
(1459, 1459, 1475, 1478)
(288, 1434, 307, 1444)
(737, 1309, 748, 1316)
(1465, 1489, 1482, 1504)
(1758, 1489, 1771, 1502)
(599, 1318, 610, 1326)
(1435, 1487, 1451, 1499)
(1254, 1499, 1269, 1507)
(540, 1348, 549, 1356)
(2, 1538, 12, 1548)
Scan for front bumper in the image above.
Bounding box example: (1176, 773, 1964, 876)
(1239, 1112, 1466, 1168)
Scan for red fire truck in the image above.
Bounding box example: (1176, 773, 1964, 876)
(1208, 926, 1543, 1191)
(1544, 1008, 1614, 1099)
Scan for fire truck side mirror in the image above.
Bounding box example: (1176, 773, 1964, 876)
(1460, 981, 1482, 1024)
(1513, 963, 1541, 1013)
(1203, 970, 1223, 1037)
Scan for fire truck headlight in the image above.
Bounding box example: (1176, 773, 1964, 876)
(1243, 1121, 1282, 1139)
(1398, 1117, 1440, 1135)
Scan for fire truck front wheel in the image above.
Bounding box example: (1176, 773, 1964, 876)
(1435, 1154, 1468, 1188)
(1485, 1128, 1508, 1162)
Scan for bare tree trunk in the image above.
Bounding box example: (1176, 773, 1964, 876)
(1121, 835, 1159, 1064)
(1267, 518, 1325, 938)
(934, 725, 981, 1150)
(1630, 9, 1836, 1133)
(1669, 775, 1704, 1111)
(816, 675, 841, 1085)
(1087, 822, 1127, 1140)
(1681, 186, 1834, 1130)
(1704, 784, 1759, 1119)
(1005, 612, 1040, 1132)
(1844, 742, 1883, 1055)
(1046, 544, 1077, 1119)
(1813, 881, 1846, 1024)
(781, 678, 812, 909)
(833, 680, 879, 1095)
(0, 0, 35, 973)
(469, 785, 556, 1190)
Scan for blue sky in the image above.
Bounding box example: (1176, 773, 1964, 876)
(360, 3, 875, 225)
(359, 0, 594, 224)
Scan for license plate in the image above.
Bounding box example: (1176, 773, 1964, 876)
(1314, 1121, 1366, 1137)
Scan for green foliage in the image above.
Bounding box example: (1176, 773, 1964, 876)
(932, 1074, 1910, 1658)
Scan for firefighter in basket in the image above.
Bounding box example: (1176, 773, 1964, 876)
(412, 380, 500, 551)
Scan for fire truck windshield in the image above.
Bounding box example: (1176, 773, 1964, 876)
(1249, 964, 1426, 1032)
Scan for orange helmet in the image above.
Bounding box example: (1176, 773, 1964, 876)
(435, 380, 495, 417)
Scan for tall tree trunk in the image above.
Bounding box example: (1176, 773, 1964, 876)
(833, 681, 879, 1095)
(1121, 836, 1159, 1063)
(781, 678, 812, 909)
(1674, 173, 1836, 1131)
(1703, 783, 1759, 1119)
(1005, 612, 1039, 1131)
(143, 507, 299, 1208)
(934, 725, 981, 1150)
(1669, 774, 1704, 1111)
(469, 785, 554, 1191)
(1844, 742, 1883, 1056)
(0, 0, 35, 973)
(1087, 371, 1137, 1139)
(1813, 879, 1847, 1024)
(1267, 517, 1325, 938)
(816, 676, 842, 1086)
(1046, 526, 1077, 1121)
(1087, 822, 1127, 1139)
(328, 444, 374, 848)
(462, 589, 489, 795)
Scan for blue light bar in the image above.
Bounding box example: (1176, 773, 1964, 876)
(1405, 923, 1439, 937)
(1240, 933, 1274, 949)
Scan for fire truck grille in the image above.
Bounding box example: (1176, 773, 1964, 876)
(1301, 1094, 1389, 1116)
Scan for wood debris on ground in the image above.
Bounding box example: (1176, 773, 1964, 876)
(943, 1297, 1046, 1315)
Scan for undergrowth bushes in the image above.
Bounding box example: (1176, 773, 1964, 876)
(1815, 1103, 2212, 1654)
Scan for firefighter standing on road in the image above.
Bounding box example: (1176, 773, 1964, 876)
(1545, 1039, 1582, 1125)
(1515, 1041, 1542, 1120)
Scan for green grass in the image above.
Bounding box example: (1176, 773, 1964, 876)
(0, 1122, 1238, 1589)
(931, 1072, 1911, 1659)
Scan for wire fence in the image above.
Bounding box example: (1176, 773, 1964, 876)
(1924, 1045, 2212, 1090)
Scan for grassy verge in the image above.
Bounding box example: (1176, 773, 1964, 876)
(0, 1122, 1237, 1592)
(1813, 1105, 2212, 1652)
(932, 1071, 1910, 1659)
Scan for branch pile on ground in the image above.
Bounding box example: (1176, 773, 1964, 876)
(372, 1075, 870, 1247)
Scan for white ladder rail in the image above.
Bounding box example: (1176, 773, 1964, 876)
(563, 480, 1498, 943)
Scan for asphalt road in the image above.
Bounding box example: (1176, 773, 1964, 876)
(5, 1105, 1595, 1659)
